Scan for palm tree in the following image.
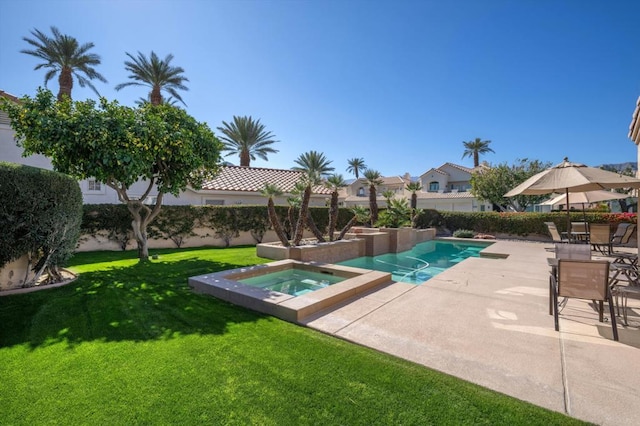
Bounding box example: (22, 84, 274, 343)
(337, 205, 370, 240)
(261, 183, 289, 247)
(381, 189, 395, 208)
(346, 157, 367, 179)
(115, 51, 189, 106)
(405, 181, 423, 228)
(462, 138, 494, 167)
(217, 116, 279, 167)
(21, 26, 107, 101)
(291, 151, 335, 245)
(325, 174, 347, 241)
(363, 169, 383, 226)
(405, 181, 422, 210)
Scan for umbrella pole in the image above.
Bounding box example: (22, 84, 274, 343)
(566, 188, 571, 241)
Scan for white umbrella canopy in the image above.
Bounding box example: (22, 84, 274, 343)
(505, 158, 640, 197)
(505, 158, 640, 238)
(540, 190, 628, 207)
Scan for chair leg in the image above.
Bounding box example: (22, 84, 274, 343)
(608, 294, 619, 341)
(553, 281, 560, 331)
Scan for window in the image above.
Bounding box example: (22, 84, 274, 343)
(357, 187, 365, 196)
(205, 199, 224, 205)
(428, 181, 439, 192)
(88, 179, 101, 191)
(480, 205, 486, 212)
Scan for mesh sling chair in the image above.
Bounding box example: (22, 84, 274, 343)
(545, 222, 569, 244)
(589, 223, 613, 255)
(548, 244, 591, 314)
(551, 259, 618, 341)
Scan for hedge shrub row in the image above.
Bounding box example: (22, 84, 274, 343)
(0, 162, 82, 281)
(79, 205, 637, 249)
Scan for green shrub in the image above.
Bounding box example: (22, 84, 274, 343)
(82, 204, 133, 250)
(452, 229, 475, 238)
(0, 162, 82, 284)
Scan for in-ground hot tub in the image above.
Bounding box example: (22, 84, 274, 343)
(189, 259, 391, 322)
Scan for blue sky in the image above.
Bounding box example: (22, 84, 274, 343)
(1, 0, 639, 177)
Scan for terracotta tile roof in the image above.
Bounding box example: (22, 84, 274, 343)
(441, 162, 473, 174)
(199, 165, 333, 194)
(420, 168, 448, 177)
(0, 90, 20, 103)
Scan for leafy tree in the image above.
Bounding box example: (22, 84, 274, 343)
(346, 157, 367, 179)
(600, 164, 636, 212)
(115, 51, 189, 106)
(21, 26, 107, 101)
(1, 89, 222, 260)
(325, 174, 347, 241)
(470, 159, 551, 211)
(217, 116, 279, 167)
(261, 183, 289, 246)
(363, 169, 383, 226)
(381, 190, 395, 207)
(291, 151, 334, 245)
(462, 137, 494, 167)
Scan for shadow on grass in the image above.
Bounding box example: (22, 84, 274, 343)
(0, 255, 269, 349)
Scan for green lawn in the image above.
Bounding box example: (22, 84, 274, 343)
(0, 246, 584, 425)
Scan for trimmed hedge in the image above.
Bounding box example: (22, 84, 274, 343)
(0, 162, 82, 277)
(81, 204, 359, 249)
(79, 205, 637, 248)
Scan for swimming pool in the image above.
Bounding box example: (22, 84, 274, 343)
(239, 268, 346, 296)
(337, 239, 492, 284)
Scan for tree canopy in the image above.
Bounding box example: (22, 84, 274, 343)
(21, 26, 107, 101)
(217, 116, 279, 167)
(470, 158, 551, 212)
(1, 89, 222, 259)
(462, 138, 494, 167)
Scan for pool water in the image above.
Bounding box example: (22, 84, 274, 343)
(338, 240, 491, 284)
(239, 269, 346, 296)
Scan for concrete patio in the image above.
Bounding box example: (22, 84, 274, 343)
(301, 240, 640, 425)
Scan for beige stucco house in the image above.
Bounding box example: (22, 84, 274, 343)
(339, 163, 492, 212)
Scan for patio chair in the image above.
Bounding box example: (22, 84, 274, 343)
(551, 259, 618, 341)
(545, 222, 569, 244)
(611, 223, 637, 265)
(570, 221, 590, 243)
(548, 244, 591, 314)
(589, 223, 613, 255)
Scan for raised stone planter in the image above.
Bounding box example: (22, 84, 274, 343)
(256, 238, 366, 263)
(343, 227, 437, 255)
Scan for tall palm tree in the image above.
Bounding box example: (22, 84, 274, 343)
(261, 183, 289, 247)
(325, 174, 347, 241)
(21, 26, 107, 101)
(363, 169, 383, 226)
(115, 51, 189, 106)
(217, 116, 279, 167)
(462, 138, 494, 167)
(291, 151, 335, 245)
(346, 157, 367, 179)
(405, 181, 422, 210)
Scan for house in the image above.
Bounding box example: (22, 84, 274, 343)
(340, 164, 492, 212)
(341, 174, 410, 208)
(414, 163, 492, 212)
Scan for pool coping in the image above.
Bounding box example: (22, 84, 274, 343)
(188, 259, 392, 322)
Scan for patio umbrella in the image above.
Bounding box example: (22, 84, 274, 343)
(540, 190, 629, 223)
(504, 158, 640, 235)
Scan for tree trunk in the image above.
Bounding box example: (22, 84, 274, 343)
(411, 193, 417, 210)
(57, 67, 73, 101)
(150, 85, 163, 106)
(473, 152, 479, 168)
(369, 185, 378, 226)
(240, 149, 251, 167)
(268, 198, 290, 246)
(337, 216, 358, 240)
(293, 186, 311, 245)
(306, 210, 326, 242)
(328, 192, 339, 241)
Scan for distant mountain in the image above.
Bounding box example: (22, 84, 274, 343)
(598, 162, 637, 172)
